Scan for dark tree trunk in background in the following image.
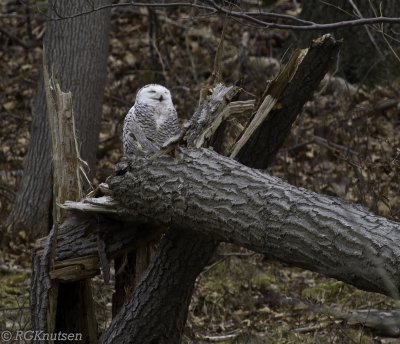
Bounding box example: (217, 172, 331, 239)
(6, 0, 111, 239)
(297, 0, 400, 83)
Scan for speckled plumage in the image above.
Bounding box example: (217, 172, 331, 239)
(123, 84, 181, 155)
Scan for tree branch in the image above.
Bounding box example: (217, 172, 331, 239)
(25, 0, 400, 31)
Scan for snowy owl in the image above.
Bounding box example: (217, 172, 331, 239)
(123, 84, 181, 155)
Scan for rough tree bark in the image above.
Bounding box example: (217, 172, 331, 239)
(103, 148, 400, 298)
(103, 229, 218, 344)
(32, 35, 341, 343)
(6, 0, 112, 238)
(41, 157, 400, 298)
(297, 0, 400, 83)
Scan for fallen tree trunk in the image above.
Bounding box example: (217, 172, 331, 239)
(59, 144, 400, 342)
(60, 137, 400, 306)
(92, 148, 399, 298)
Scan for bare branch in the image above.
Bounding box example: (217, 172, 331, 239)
(23, 0, 400, 32)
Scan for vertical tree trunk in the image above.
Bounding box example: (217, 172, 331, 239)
(297, 0, 400, 83)
(7, 0, 112, 238)
(102, 229, 218, 344)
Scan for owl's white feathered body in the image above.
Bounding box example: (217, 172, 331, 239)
(123, 84, 181, 155)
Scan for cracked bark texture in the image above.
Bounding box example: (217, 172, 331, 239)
(108, 148, 400, 298)
(7, 0, 111, 238)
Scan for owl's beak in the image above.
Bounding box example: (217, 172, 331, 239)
(158, 95, 164, 102)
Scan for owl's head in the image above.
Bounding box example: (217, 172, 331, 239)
(135, 84, 173, 107)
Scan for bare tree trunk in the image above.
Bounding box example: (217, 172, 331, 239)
(47, 153, 400, 301)
(7, 0, 112, 239)
(297, 0, 400, 83)
(102, 229, 218, 344)
(105, 148, 400, 298)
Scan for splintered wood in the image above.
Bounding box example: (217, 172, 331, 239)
(31, 51, 97, 343)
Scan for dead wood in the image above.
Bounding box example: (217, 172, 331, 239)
(31, 55, 97, 343)
(32, 35, 358, 343)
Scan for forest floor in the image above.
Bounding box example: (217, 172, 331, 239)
(0, 0, 400, 343)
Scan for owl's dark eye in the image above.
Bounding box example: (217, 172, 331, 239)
(149, 90, 156, 93)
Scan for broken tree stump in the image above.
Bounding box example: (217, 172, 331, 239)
(30, 55, 97, 343)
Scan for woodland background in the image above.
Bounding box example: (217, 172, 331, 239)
(0, 0, 399, 343)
